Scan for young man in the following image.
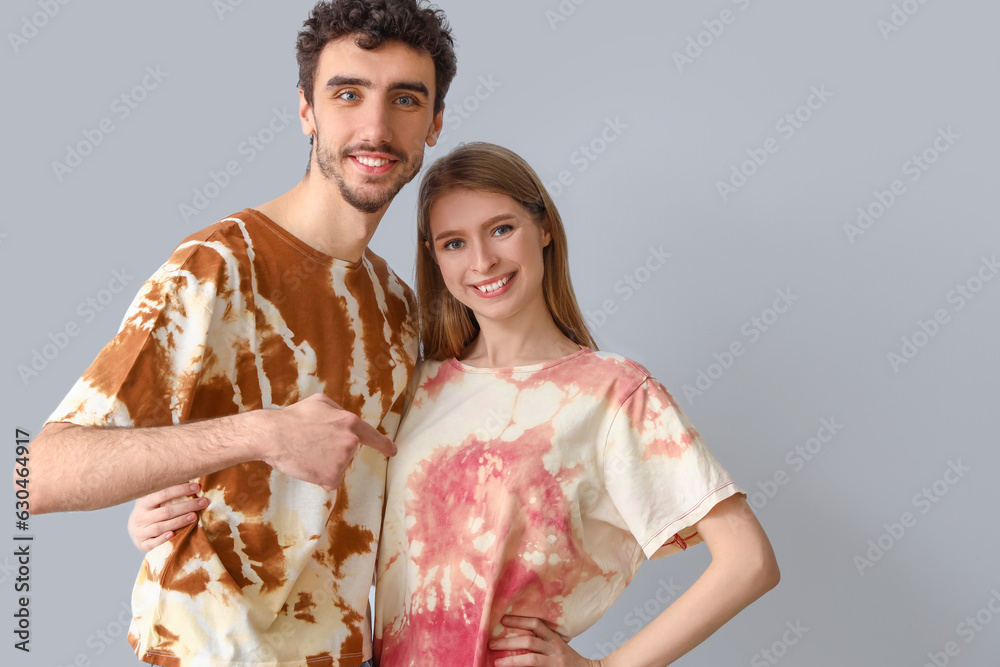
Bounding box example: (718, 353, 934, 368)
(26, 2, 457, 666)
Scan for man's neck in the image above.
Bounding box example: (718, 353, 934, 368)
(255, 174, 386, 263)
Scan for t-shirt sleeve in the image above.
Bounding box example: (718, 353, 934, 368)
(46, 241, 231, 429)
(603, 377, 744, 559)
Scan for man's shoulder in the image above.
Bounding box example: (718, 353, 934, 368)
(178, 208, 258, 248)
(165, 209, 271, 265)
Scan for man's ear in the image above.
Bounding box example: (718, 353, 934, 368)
(299, 88, 316, 138)
(426, 105, 445, 147)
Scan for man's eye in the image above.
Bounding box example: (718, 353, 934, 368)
(338, 90, 359, 102)
(397, 95, 415, 106)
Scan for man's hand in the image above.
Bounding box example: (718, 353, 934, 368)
(259, 393, 396, 491)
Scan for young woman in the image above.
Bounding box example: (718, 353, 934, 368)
(130, 143, 779, 667)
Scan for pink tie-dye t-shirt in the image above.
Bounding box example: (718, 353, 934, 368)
(374, 347, 743, 666)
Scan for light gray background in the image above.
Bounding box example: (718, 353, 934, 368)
(3, 1, 999, 665)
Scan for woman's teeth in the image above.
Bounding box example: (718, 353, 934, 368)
(475, 274, 512, 293)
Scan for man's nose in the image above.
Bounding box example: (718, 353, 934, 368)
(357, 100, 394, 146)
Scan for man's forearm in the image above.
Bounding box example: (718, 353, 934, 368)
(27, 412, 269, 515)
(28, 392, 394, 514)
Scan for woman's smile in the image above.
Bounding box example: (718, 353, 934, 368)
(470, 271, 516, 297)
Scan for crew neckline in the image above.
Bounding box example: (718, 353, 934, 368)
(241, 208, 367, 270)
(449, 346, 592, 374)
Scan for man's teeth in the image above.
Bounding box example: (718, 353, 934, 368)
(475, 274, 512, 293)
(356, 156, 391, 167)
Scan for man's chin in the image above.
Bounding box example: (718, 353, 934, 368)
(347, 199, 390, 215)
(341, 174, 419, 212)
(339, 185, 400, 214)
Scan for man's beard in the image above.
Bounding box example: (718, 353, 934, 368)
(313, 130, 423, 214)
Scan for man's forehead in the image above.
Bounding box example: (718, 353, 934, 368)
(317, 36, 436, 86)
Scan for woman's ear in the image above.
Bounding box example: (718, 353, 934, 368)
(424, 240, 438, 264)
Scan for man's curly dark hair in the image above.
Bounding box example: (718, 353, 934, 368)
(297, 0, 457, 116)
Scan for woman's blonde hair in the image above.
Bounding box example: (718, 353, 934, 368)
(416, 142, 597, 360)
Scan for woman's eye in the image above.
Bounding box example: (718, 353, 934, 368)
(443, 239, 463, 251)
(492, 224, 514, 237)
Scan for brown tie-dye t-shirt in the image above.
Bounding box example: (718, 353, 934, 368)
(47, 209, 417, 667)
(374, 348, 742, 666)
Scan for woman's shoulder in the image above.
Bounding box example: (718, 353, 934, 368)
(505, 348, 663, 408)
(580, 349, 688, 405)
(582, 349, 655, 382)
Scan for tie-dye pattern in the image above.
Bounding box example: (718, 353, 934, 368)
(47, 209, 417, 667)
(374, 348, 742, 666)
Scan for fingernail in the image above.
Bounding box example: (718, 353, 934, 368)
(190, 484, 200, 492)
(186, 513, 196, 521)
(197, 498, 208, 507)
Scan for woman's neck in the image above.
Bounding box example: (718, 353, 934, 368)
(460, 308, 582, 369)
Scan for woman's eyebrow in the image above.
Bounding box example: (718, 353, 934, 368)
(433, 214, 516, 242)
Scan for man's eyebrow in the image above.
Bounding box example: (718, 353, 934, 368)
(433, 213, 517, 241)
(325, 75, 372, 89)
(392, 81, 430, 97)
(325, 76, 429, 97)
